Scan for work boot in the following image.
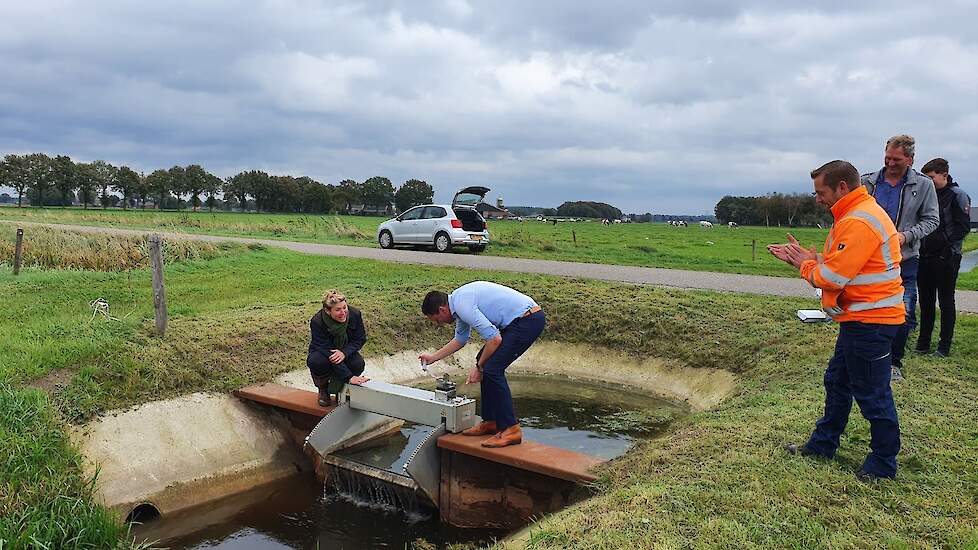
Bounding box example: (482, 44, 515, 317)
(481, 424, 522, 448)
(311, 375, 331, 407)
(462, 421, 497, 436)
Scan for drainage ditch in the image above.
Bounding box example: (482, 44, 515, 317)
(129, 374, 686, 549)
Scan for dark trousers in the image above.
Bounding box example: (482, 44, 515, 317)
(892, 256, 918, 369)
(480, 311, 546, 430)
(307, 350, 365, 383)
(806, 322, 901, 478)
(917, 254, 962, 354)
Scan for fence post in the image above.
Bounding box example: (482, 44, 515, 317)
(572, 230, 577, 246)
(148, 234, 167, 336)
(13, 228, 24, 275)
(752, 239, 756, 262)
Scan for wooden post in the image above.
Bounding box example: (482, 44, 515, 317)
(572, 230, 577, 246)
(752, 239, 756, 262)
(148, 234, 167, 336)
(13, 228, 24, 275)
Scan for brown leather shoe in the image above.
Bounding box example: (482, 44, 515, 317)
(462, 421, 498, 436)
(481, 424, 522, 448)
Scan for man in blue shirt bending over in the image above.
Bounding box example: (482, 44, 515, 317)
(419, 281, 546, 448)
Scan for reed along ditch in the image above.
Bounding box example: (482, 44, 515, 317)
(130, 374, 688, 549)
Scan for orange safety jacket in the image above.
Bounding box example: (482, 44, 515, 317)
(800, 186, 906, 325)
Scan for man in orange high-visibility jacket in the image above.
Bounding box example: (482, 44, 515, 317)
(769, 160, 905, 481)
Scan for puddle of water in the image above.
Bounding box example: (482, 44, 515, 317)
(136, 374, 686, 549)
(960, 249, 978, 273)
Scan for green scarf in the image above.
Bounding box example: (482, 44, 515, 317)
(322, 311, 349, 350)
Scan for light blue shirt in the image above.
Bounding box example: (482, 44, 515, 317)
(449, 281, 538, 345)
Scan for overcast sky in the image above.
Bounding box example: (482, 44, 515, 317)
(2, 1, 976, 213)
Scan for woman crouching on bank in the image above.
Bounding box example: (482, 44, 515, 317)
(307, 289, 370, 406)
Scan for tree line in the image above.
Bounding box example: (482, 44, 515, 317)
(714, 193, 833, 227)
(0, 152, 435, 214)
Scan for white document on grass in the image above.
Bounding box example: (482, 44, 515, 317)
(797, 309, 830, 323)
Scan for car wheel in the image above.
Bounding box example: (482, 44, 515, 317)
(434, 232, 452, 253)
(378, 230, 394, 249)
(467, 245, 486, 253)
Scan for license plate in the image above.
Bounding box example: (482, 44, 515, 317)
(470, 235, 483, 241)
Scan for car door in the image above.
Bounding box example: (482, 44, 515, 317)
(418, 206, 447, 243)
(391, 206, 423, 243)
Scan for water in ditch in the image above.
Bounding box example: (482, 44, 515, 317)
(134, 374, 686, 549)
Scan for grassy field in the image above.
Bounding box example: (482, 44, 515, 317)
(3, 206, 976, 290)
(1, 231, 976, 548)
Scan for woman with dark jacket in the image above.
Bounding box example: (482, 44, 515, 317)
(307, 289, 369, 406)
(915, 158, 972, 357)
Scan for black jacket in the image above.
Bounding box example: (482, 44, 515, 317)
(920, 181, 971, 259)
(308, 306, 367, 359)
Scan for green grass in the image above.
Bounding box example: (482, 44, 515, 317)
(1, 240, 976, 548)
(3, 206, 976, 289)
(0, 384, 135, 549)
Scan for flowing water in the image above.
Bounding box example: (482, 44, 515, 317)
(133, 374, 685, 549)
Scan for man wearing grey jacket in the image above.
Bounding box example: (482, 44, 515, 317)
(861, 135, 939, 381)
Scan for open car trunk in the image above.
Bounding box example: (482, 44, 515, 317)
(453, 208, 486, 232)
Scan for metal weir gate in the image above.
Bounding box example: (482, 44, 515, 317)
(305, 379, 477, 507)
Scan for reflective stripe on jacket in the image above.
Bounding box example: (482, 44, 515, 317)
(799, 186, 906, 325)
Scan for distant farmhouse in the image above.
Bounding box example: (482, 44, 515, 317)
(476, 197, 513, 220)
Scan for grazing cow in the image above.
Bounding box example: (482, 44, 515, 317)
(699, 221, 713, 228)
(728, 221, 739, 228)
(613, 219, 622, 224)
(601, 218, 610, 225)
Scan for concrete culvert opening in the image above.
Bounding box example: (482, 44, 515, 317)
(125, 502, 161, 525)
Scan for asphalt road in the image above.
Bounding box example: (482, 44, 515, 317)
(6, 220, 978, 313)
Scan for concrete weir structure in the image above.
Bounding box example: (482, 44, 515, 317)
(71, 342, 736, 527)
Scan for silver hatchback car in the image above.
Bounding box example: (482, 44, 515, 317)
(377, 186, 490, 253)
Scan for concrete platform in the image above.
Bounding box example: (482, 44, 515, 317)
(437, 433, 602, 484)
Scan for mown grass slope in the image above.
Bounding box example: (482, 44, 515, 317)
(0, 239, 975, 548)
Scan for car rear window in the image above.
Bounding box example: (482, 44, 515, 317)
(422, 206, 447, 219)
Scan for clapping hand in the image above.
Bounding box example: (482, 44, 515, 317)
(768, 233, 817, 268)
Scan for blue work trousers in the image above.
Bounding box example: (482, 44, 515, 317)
(892, 256, 918, 368)
(480, 310, 545, 430)
(806, 322, 901, 478)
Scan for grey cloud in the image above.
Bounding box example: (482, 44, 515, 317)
(1, 1, 977, 214)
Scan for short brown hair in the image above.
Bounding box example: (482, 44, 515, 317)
(921, 157, 949, 175)
(322, 289, 346, 310)
(422, 291, 448, 315)
(885, 134, 915, 158)
(810, 160, 861, 191)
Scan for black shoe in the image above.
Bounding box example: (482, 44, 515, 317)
(855, 469, 894, 483)
(912, 345, 929, 355)
(933, 349, 950, 358)
(784, 443, 819, 457)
